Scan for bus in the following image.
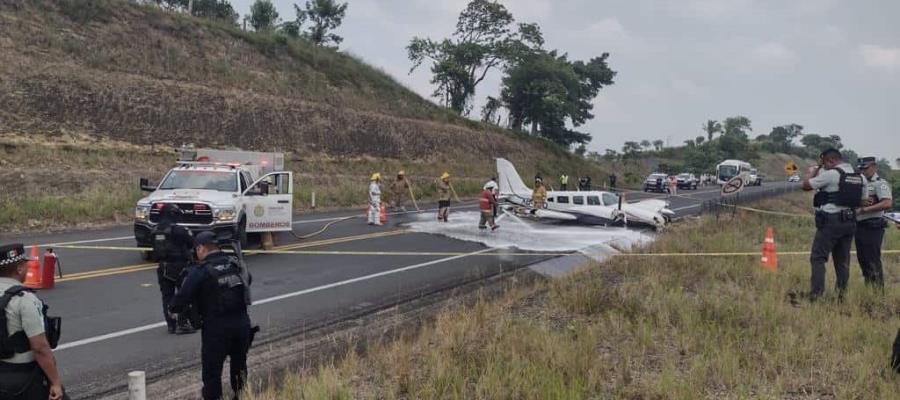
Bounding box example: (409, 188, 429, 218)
(716, 159, 752, 185)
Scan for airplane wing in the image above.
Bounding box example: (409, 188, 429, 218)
(501, 205, 578, 222)
(625, 199, 674, 215)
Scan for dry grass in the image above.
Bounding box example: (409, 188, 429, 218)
(247, 193, 900, 399)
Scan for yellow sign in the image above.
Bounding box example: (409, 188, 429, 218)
(784, 161, 798, 175)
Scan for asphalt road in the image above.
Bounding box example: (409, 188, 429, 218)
(4, 181, 797, 398)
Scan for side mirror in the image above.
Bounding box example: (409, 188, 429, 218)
(139, 178, 156, 192)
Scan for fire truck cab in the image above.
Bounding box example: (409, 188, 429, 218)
(134, 148, 293, 259)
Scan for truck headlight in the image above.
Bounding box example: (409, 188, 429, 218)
(135, 205, 151, 221)
(214, 206, 237, 222)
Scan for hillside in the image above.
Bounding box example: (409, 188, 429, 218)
(0, 0, 607, 232)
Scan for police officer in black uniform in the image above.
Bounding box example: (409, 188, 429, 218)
(608, 173, 617, 190)
(170, 231, 252, 400)
(0, 243, 66, 400)
(801, 148, 866, 301)
(854, 156, 893, 289)
(153, 203, 197, 334)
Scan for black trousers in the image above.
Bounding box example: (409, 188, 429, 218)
(201, 314, 251, 400)
(810, 213, 856, 299)
(0, 362, 69, 400)
(158, 263, 196, 329)
(856, 220, 886, 288)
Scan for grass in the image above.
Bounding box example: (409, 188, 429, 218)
(247, 192, 900, 399)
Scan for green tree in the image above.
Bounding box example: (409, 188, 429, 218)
(574, 144, 587, 157)
(652, 139, 664, 151)
(293, 0, 348, 47)
(191, 0, 238, 24)
(722, 116, 752, 138)
(876, 158, 892, 178)
(702, 120, 721, 142)
(640, 139, 651, 150)
(622, 141, 641, 159)
(480, 96, 503, 125)
(684, 139, 695, 148)
(249, 0, 279, 31)
(499, 51, 615, 146)
(767, 124, 803, 153)
(407, 0, 542, 115)
(695, 136, 705, 146)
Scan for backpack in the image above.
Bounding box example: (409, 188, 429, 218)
(1, 286, 61, 359)
(152, 224, 173, 260)
(204, 257, 249, 315)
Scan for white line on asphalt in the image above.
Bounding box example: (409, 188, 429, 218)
(55, 247, 495, 351)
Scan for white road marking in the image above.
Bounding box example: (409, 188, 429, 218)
(55, 247, 495, 351)
(41, 236, 134, 247)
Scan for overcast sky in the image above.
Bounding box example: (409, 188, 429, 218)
(231, 0, 899, 162)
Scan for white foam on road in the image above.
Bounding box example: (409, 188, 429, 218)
(404, 211, 655, 261)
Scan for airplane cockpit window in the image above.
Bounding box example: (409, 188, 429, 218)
(587, 195, 601, 205)
(602, 193, 619, 206)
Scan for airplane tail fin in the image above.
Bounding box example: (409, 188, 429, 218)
(496, 158, 532, 199)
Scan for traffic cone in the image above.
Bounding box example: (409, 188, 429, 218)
(24, 245, 43, 289)
(760, 227, 778, 272)
(379, 202, 387, 224)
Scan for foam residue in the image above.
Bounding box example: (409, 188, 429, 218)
(403, 211, 655, 261)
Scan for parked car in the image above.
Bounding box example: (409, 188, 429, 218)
(643, 173, 669, 192)
(676, 173, 699, 190)
(787, 175, 800, 182)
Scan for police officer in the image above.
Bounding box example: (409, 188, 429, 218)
(801, 148, 866, 301)
(854, 157, 893, 289)
(153, 203, 197, 334)
(170, 232, 252, 400)
(0, 244, 66, 400)
(608, 173, 617, 190)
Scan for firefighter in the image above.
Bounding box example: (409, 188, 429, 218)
(438, 172, 452, 222)
(479, 183, 499, 231)
(559, 174, 569, 191)
(854, 157, 893, 289)
(390, 171, 410, 212)
(368, 173, 383, 226)
(485, 177, 499, 217)
(532, 177, 547, 210)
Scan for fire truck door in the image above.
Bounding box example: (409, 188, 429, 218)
(243, 172, 293, 232)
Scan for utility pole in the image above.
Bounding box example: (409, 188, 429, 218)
(188, 0, 193, 14)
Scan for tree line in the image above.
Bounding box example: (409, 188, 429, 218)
(591, 116, 894, 179)
(147, 0, 348, 47)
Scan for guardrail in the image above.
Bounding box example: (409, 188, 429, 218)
(700, 184, 801, 218)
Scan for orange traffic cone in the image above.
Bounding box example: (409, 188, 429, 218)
(379, 203, 387, 224)
(760, 227, 778, 272)
(24, 244, 43, 289)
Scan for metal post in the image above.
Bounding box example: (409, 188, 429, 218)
(128, 371, 146, 400)
(311, 191, 316, 209)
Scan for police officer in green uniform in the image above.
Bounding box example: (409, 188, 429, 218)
(854, 157, 893, 289)
(802, 148, 866, 301)
(0, 244, 66, 400)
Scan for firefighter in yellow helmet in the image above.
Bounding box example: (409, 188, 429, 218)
(390, 171, 410, 212)
(532, 177, 547, 210)
(368, 173, 382, 226)
(438, 172, 451, 222)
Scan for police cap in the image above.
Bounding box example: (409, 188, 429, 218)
(856, 156, 877, 169)
(193, 231, 218, 248)
(819, 148, 842, 160)
(0, 243, 36, 269)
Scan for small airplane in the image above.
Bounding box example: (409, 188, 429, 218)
(496, 158, 674, 229)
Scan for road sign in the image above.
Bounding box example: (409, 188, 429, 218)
(784, 160, 798, 175)
(721, 175, 745, 196)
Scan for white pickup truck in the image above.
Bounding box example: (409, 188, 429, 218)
(134, 148, 294, 258)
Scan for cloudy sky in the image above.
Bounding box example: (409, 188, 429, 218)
(231, 0, 899, 162)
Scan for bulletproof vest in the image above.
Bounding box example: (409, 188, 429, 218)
(152, 224, 191, 262)
(201, 257, 249, 317)
(0, 286, 61, 359)
(813, 168, 865, 208)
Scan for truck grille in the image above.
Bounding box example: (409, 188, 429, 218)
(149, 202, 214, 225)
